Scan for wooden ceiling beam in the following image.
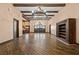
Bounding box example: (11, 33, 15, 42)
(21, 11, 32, 13)
(13, 3, 65, 7)
(21, 11, 58, 13)
(23, 14, 54, 16)
(46, 11, 58, 13)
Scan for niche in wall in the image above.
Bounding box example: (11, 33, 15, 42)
(56, 18, 76, 44)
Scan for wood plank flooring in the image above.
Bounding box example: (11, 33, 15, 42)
(0, 33, 79, 55)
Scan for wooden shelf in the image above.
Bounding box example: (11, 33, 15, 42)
(59, 32, 66, 35)
(56, 18, 76, 44)
(59, 35, 66, 39)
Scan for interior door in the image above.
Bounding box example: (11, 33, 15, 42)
(13, 19, 19, 39)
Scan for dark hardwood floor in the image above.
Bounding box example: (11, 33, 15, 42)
(0, 33, 79, 55)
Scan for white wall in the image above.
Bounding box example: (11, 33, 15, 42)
(0, 4, 23, 43)
(51, 25, 56, 35)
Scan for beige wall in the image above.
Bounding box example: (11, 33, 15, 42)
(1, 3, 79, 44)
(30, 20, 49, 32)
(48, 3, 79, 43)
(0, 4, 23, 43)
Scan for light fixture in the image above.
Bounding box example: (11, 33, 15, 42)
(32, 6, 47, 18)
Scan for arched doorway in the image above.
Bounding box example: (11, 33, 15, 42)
(34, 22, 46, 33)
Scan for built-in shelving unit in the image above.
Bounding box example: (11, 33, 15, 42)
(56, 18, 76, 44)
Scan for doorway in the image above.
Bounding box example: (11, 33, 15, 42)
(49, 24, 51, 34)
(34, 22, 46, 33)
(13, 18, 19, 39)
(22, 20, 30, 34)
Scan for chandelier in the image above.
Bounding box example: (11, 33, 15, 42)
(32, 6, 47, 18)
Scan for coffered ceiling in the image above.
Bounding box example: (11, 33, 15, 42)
(13, 3, 66, 20)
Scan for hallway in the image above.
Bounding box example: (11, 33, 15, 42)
(0, 33, 79, 55)
(0, 3, 79, 55)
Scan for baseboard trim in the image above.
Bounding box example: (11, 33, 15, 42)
(0, 39, 13, 45)
(50, 34, 77, 45)
(56, 38, 70, 45)
(28, 32, 49, 33)
(0, 35, 22, 45)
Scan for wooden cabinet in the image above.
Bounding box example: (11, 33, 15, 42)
(56, 18, 76, 44)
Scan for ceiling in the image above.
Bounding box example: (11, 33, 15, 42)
(13, 3, 66, 20)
